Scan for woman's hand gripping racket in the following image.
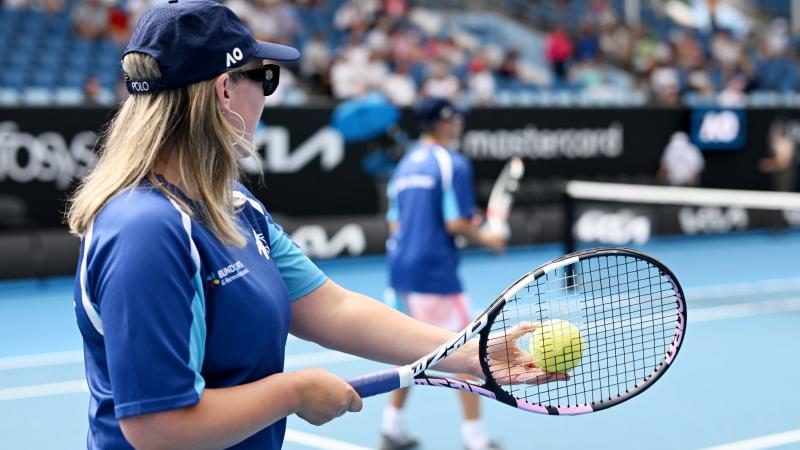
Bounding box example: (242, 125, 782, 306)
(348, 247, 686, 415)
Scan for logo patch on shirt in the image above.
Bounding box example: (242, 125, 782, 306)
(253, 229, 271, 260)
(208, 260, 250, 287)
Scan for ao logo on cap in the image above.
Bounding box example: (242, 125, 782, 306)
(226, 47, 244, 68)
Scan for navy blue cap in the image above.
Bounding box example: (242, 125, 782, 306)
(123, 0, 300, 94)
(413, 97, 466, 128)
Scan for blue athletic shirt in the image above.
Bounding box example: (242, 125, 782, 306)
(73, 179, 327, 450)
(386, 144, 476, 294)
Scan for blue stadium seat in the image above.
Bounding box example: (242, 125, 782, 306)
(0, 70, 26, 89)
(30, 70, 57, 87)
(4, 52, 33, 68)
(61, 70, 87, 88)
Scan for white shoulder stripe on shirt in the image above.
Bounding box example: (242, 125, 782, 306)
(431, 146, 453, 190)
(233, 191, 265, 216)
(167, 199, 201, 273)
(80, 222, 104, 336)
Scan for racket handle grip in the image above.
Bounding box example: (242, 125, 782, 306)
(347, 369, 402, 398)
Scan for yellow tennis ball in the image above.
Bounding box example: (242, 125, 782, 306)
(529, 319, 584, 373)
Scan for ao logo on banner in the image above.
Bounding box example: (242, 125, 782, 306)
(690, 109, 746, 149)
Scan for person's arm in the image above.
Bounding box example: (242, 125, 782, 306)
(119, 369, 361, 450)
(445, 216, 505, 252)
(442, 155, 506, 252)
(291, 279, 480, 377)
(93, 198, 359, 450)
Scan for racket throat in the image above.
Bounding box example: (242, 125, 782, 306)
(397, 366, 415, 389)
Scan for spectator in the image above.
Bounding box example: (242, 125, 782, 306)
(108, 5, 131, 47)
(363, 50, 391, 90)
(711, 29, 742, 71)
(575, 21, 600, 62)
(717, 74, 747, 107)
(334, 0, 380, 31)
(331, 50, 368, 99)
(421, 59, 460, 101)
(72, 0, 109, 40)
(497, 48, 522, 86)
(658, 132, 705, 186)
(760, 118, 798, 192)
(649, 62, 681, 106)
(600, 19, 632, 67)
(365, 13, 394, 56)
(545, 25, 573, 80)
(301, 31, 332, 90)
(83, 76, 104, 106)
(466, 56, 494, 106)
(382, 61, 416, 106)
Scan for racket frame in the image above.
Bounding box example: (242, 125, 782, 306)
(348, 247, 686, 416)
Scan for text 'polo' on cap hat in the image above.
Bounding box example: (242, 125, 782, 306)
(123, 0, 300, 94)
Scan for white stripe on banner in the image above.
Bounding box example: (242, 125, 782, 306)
(284, 429, 375, 450)
(0, 380, 88, 402)
(696, 428, 800, 450)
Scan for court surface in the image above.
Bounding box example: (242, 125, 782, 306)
(1, 230, 799, 450)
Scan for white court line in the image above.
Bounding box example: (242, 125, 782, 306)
(284, 429, 375, 450)
(0, 349, 357, 372)
(2, 278, 800, 372)
(0, 385, 375, 450)
(0, 350, 83, 371)
(696, 428, 800, 450)
(0, 379, 88, 401)
(689, 298, 800, 322)
(687, 277, 800, 301)
(285, 351, 360, 368)
(2, 297, 800, 402)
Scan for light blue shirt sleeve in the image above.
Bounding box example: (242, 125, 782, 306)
(386, 180, 399, 223)
(265, 215, 328, 300)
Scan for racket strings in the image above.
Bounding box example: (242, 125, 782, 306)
(484, 255, 681, 408)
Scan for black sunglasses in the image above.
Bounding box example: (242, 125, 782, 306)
(236, 64, 280, 96)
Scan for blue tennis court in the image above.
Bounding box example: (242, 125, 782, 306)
(1, 230, 799, 450)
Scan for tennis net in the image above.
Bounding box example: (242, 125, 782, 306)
(562, 181, 800, 254)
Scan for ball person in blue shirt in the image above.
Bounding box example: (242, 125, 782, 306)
(381, 97, 506, 450)
(66, 2, 499, 449)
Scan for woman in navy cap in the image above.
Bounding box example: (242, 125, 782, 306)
(66, 1, 489, 449)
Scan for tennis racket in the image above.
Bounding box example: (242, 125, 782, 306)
(347, 247, 686, 415)
(483, 157, 524, 239)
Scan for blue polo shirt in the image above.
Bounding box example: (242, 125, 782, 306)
(73, 179, 327, 450)
(386, 144, 476, 294)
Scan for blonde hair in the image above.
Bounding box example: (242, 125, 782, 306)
(67, 52, 253, 246)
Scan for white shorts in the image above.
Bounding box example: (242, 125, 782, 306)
(391, 290, 471, 332)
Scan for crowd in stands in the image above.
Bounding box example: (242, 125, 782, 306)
(0, 0, 799, 107)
